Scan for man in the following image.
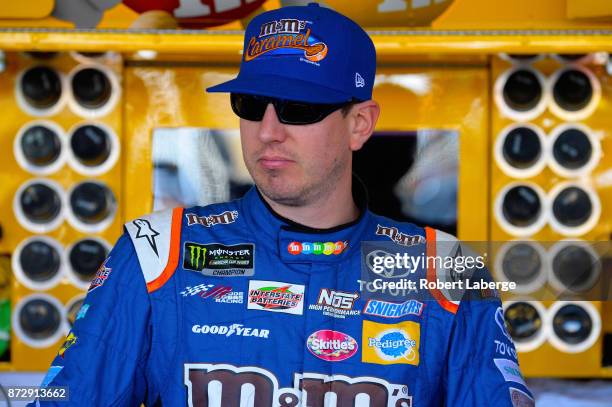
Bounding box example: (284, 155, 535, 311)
(33, 3, 532, 406)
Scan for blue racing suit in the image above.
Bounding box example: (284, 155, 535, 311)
(32, 186, 533, 406)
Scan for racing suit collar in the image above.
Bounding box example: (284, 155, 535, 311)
(240, 176, 371, 264)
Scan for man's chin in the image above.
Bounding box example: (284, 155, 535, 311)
(256, 178, 308, 207)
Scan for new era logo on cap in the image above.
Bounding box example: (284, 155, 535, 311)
(355, 72, 365, 88)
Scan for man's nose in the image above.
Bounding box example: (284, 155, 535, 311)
(257, 103, 287, 143)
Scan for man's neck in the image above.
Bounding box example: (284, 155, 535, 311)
(260, 182, 360, 230)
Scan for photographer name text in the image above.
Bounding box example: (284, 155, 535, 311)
(370, 278, 516, 292)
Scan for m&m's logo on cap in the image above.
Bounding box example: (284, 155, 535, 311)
(245, 18, 328, 63)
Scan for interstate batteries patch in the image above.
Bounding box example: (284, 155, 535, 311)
(248, 280, 305, 315)
(183, 242, 254, 277)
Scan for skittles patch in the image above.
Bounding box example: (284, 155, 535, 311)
(245, 18, 328, 63)
(362, 320, 420, 366)
(307, 329, 358, 362)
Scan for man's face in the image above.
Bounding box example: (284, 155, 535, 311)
(240, 103, 351, 207)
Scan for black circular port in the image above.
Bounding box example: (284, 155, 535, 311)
(19, 182, 62, 224)
(20, 66, 62, 110)
(502, 243, 542, 286)
(20, 125, 62, 168)
(71, 125, 112, 167)
(69, 182, 115, 224)
(552, 245, 598, 292)
(76, 52, 106, 59)
(502, 69, 542, 112)
(24, 52, 58, 60)
(504, 302, 542, 342)
(552, 186, 593, 228)
(553, 128, 593, 170)
(502, 127, 542, 169)
(71, 68, 112, 109)
(502, 185, 541, 227)
(508, 54, 539, 61)
(553, 69, 593, 112)
(19, 298, 61, 340)
(558, 54, 587, 61)
(552, 304, 592, 345)
(66, 298, 84, 328)
(19, 240, 61, 282)
(69, 239, 108, 282)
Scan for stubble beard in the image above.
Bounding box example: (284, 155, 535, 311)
(251, 154, 348, 207)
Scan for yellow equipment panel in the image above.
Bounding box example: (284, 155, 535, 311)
(0, 51, 124, 370)
(490, 56, 612, 243)
(567, 0, 612, 19)
(0, 2, 53, 19)
(489, 53, 612, 377)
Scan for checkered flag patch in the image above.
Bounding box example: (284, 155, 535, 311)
(180, 283, 213, 297)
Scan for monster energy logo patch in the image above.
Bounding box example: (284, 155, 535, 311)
(183, 242, 255, 277)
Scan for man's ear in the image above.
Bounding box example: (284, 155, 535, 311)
(348, 100, 380, 151)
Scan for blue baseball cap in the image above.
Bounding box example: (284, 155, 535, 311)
(206, 2, 376, 104)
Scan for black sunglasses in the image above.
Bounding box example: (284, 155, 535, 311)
(230, 93, 357, 125)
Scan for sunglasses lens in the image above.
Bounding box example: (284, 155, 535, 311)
(231, 93, 349, 125)
(278, 101, 325, 125)
(231, 94, 268, 121)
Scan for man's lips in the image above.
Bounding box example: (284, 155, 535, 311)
(258, 156, 294, 170)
